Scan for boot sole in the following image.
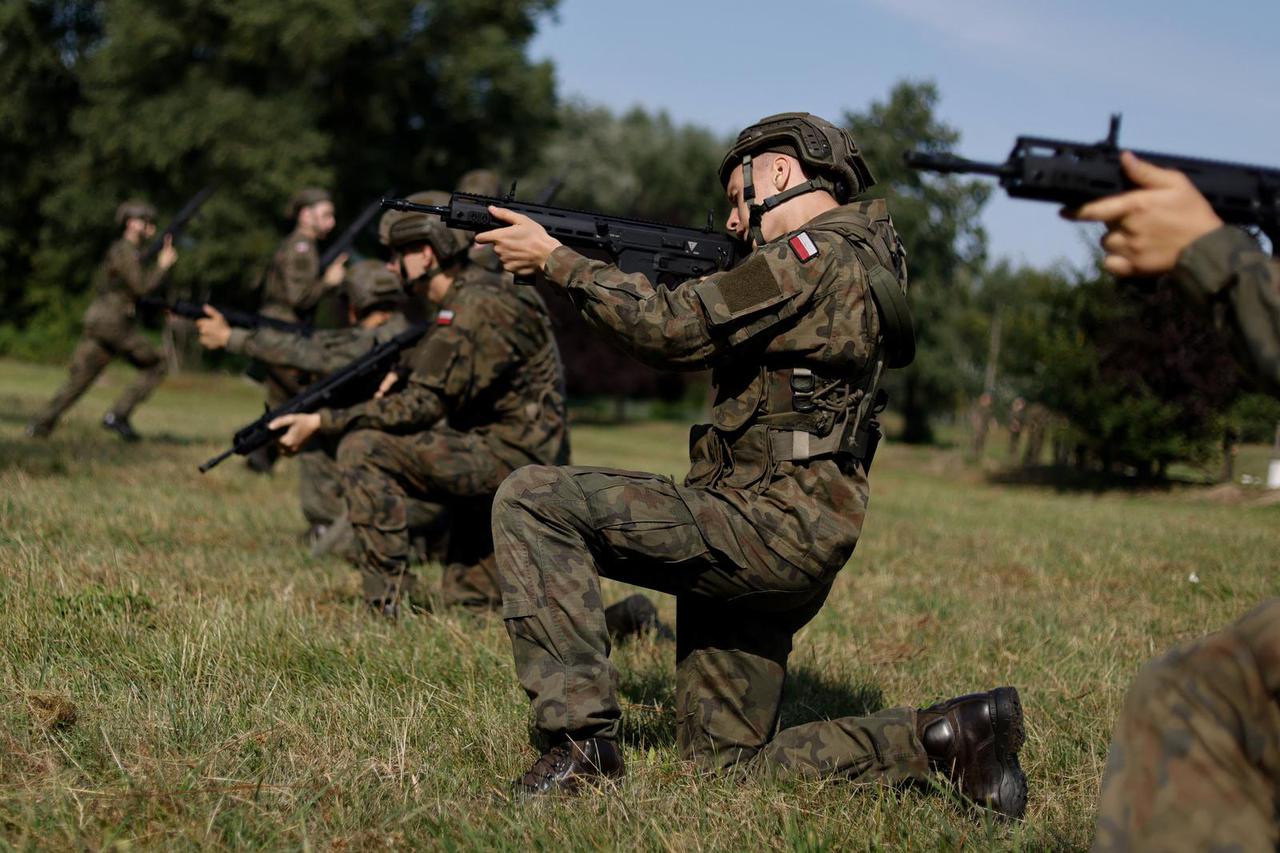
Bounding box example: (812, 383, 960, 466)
(988, 686, 1028, 819)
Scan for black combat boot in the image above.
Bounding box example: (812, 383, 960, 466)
(514, 737, 625, 796)
(101, 413, 140, 442)
(24, 421, 52, 439)
(604, 594, 675, 643)
(916, 686, 1027, 819)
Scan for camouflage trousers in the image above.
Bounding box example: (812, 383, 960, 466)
(493, 465, 927, 780)
(299, 440, 345, 527)
(31, 329, 167, 430)
(336, 427, 513, 609)
(1093, 598, 1280, 852)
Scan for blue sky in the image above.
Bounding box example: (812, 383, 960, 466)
(530, 0, 1279, 269)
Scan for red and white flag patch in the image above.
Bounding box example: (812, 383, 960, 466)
(294, 241, 310, 253)
(436, 309, 455, 326)
(788, 232, 819, 262)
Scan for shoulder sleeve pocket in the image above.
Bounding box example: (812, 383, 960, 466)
(693, 253, 789, 326)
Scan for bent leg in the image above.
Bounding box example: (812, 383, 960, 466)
(1092, 598, 1280, 852)
(111, 329, 167, 419)
(337, 427, 507, 607)
(30, 336, 112, 430)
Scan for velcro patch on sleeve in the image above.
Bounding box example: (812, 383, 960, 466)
(788, 231, 819, 263)
(693, 253, 785, 325)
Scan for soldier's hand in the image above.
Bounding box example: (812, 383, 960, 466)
(374, 370, 399, 399)
(196, 305, 232, 350)
(268, 412, 321, 454)
(323, 253, 349, 287)
(157, 235, 178, 271)
(1067, 152, 1224, 278)
(474, 207, 562, 276)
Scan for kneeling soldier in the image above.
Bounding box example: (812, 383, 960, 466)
(477, 113, 1028, 817)
(198, 256, 445, 553)
(269, 193, 570, 615)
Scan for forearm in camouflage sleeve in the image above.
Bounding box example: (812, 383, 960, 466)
(317, 378, 446, 435)
(114, 243, 167, 297)
(544, 241, 823, 370)
(1174, 226, 1280, 386)
(234, 326, 379, 375)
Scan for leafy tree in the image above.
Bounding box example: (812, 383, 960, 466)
(843, 81, 991, 443)
(1, 0, 559, 358)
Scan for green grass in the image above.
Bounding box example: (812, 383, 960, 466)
(1, 358, 1276, 850)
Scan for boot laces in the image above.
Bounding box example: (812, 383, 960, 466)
(522, 742, 574, 785)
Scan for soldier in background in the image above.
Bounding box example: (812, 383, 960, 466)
(268, 195, 569, 616)
(26, 200, 178, 441)
(968, 391, 994, 461)
(476, 112, 1027, 816)
(1071, 152, 1280, 851)
(1007, 396, 1026, 457)
(245, 188, 349, 473)
(198, 257, 443, 554)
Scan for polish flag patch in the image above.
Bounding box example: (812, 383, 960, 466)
(788, 232, 819, 262)
(294, 241, 310, 253)
(436, 309, 455, 326)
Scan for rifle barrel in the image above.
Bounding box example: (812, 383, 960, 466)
(903, 152, 1012, 178)
(380, 198, 450, 217)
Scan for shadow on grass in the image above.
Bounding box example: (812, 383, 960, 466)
(985, 464, 1185, 494)
(778, 666, 885, 729)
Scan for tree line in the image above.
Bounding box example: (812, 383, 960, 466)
(1, 1, 1261, 476)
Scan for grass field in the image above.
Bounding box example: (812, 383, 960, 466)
(1, 358, 1277, 850)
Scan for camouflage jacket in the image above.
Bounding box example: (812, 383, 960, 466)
(82, 239, 168, 342)
(544, 202, 902, 578)
(226, 313, 410, 375)
(1173, 225, 1280, 387)
(317, 264, 568, 471)
(261, 230, 324, 323)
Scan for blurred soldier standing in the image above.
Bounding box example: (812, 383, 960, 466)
(247, 188, 348, 472)
(269, 193, 570, 615)
(475, 112, 1027, 816)
(198, 257, 443, 553)
(27, 200, 178, 441)
(1072, 152, 1280, 851)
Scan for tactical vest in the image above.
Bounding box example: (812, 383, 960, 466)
(692, 200, 912, 489)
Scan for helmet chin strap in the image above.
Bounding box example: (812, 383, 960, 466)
(741, 153, 839, 247)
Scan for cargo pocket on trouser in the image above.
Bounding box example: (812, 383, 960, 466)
(574, 468, 712, 569)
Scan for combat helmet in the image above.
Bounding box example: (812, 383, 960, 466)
(115, 199, 157, 225)
(386, 190, 470, 263)
(345, 259, 404, 317)
(719, 112, 875, 244)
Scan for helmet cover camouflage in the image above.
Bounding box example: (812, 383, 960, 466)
(345, 258, 404, 315)
(718, 112, 875, 202)
(387, 190, 470, 261)
(115, 199, 157, 225)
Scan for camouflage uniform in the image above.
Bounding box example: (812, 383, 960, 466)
(30, 239, 169, 432)
(260, 229, 326, 325)
(494, 202, 933, 777)
(1171, 225, 1280, 386)
(1093, 226, 1280, 849)
(317, 264, 568, 609)
(1093, 599, 1280, 852)
(226, 310, 420, 530)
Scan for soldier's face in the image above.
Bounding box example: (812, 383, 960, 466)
(302, 202, 337, 239)
(724, 166, 750, 242)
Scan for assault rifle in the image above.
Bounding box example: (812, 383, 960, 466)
(320, 188, 394, 269)
(380, 191, 739, 285)
(199, 323, 428, 473)
(904, 115, 1280, 245)
(140, 186, 216, 264)
(138, 297, 312, 336)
